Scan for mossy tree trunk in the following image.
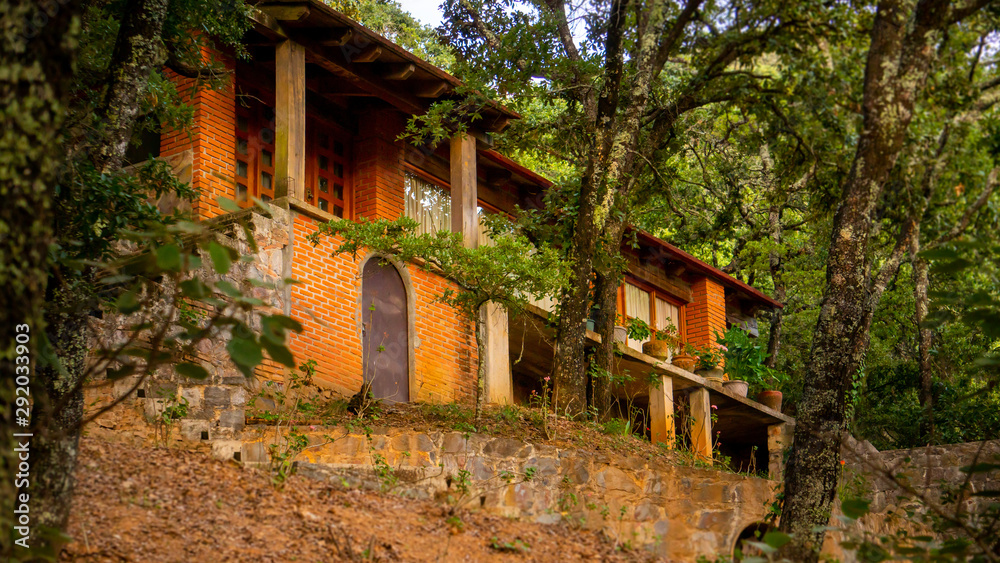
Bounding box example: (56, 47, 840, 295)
(777, 0, 987, 559)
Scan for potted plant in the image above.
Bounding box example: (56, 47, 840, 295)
(694, 344, 726, 385)
(612, 314, 629, 343)
(642, 322, 678, 361)
(670, 341, 698, 372)
(717, 327, 784, 406)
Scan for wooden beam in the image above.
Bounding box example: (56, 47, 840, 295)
(300, 27, 353, 46)
(274, 41, 306, 200)
(650, 374, 675, 448)
(250, 8, 287, 39)
(690, 387, 713, 464)
(380, 62, 415, 80)
(485, 168, 512, 185)
(413, 80, 451, 98)
(350, 44, 383, 63)
(258, 3, 310, 22)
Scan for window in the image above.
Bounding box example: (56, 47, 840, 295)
(234, 95, 275, 206)
(619, 280, 685, 352)
(306, 123, 351, 218)
(404, 171, 451, 235)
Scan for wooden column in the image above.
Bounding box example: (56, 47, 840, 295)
(449, 132, 478, 248)
(649, 374, 675, 448)
(690, 387, 713, 464)
(275, 40, 306, 200)
(483, 302, 512, 404)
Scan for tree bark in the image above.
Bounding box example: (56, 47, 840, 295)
(592, 263, 623, 419)
(91, 0, 170, 172)
(779, 0, 963, 559)
(913, 254, 933, 440)
(765, 204, 785, 368)
(1, 0, 82, 558)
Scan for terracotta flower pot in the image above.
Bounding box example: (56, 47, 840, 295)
(642, 340, 673, 361)
(757, 389, 782, 412)
(671, 353, 697, 372)
(695, 366, 725, 379)
(723, 380, 749, 398)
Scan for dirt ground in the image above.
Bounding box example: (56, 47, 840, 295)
(62, 435, 654, 562)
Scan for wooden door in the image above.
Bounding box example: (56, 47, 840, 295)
(361, 259, 409, 402)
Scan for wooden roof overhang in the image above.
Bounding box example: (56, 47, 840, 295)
(247, 0, 518, 135)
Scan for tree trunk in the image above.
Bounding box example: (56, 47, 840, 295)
(475, 306, 488, 422)
(913, 255, 933, 440)
(29, 285, 91, 551)
(1, 0, 82, 558)
(778, 1, 953, 558)
(765, 205, 785, 369)
(91, 0, 170, 172)
(591, 268, 621, 419)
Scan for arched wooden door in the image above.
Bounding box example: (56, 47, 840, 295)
(361, 259, 409, 403)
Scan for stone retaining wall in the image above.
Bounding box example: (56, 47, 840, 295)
(231, 426, 778, 561)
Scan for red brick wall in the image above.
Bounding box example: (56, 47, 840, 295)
(353, 109, 405, 220)
(164, 61, 478, 402)
(288, 213, 477, 402)
(160, 50, 236, 221)
(685, 277, 727, 350)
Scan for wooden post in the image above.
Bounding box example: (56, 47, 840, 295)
(690, 387, 713, 464)
(649, 374, 675, 448)
(483, 302, 512, 404)
(275, 40, 306, 200)
(768, 423, 792, 480)
(449, 132, 478, 248)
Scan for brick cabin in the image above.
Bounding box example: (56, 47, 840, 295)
(142, 0, 790, 470)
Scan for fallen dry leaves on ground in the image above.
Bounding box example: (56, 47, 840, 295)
(63, 436, 651, 562)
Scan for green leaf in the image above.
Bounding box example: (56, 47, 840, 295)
(762, 530, 793, 549)
(156, 243, 182, 270)
(840, 499, 870, 520)
(209, 241, 233, 275)
(215, 280, 242, 297)
(179, 279, 210, 299)
(261, 339, 295, 368)
(106, 364, 136, 380)
(116, 291, 141, 314)
(176, 362, 210, 380)
(227, 337, 263, 370)
(217, 196, 241, 213)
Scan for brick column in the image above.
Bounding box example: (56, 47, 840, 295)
(353, 110, 405, 220)
(160, 49, 236, 221)
(768, 422, 793, 480)
(685, 276, 727, 349)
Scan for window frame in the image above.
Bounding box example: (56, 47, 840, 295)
(618, 276, 687, 343)
(305, 117, 352, 218)
(234, 89, 276, 207)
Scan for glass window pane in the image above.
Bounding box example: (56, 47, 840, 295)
(237, 184, 248, 201)
(318, 199, 328, 212)
(405, 172, 451, 236)
(334, 183, 343, 199)
(334, 141, 344, 156)
(262, 150, 272, 167)
(237, 138, 248, 155)
(237, 116, 249, 132)
(236, 160, 248, 178)
(319, 155, 328, 171)
(334, 204, 343, 217)
(655, 298, 680, 334)
(334, 162, 343, 178)
(261, 172, 272, 189)
(262, 194, 272, 202)
(319, 177, 328, 193)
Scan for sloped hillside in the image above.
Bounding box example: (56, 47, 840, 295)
(62, 436, 647, 562)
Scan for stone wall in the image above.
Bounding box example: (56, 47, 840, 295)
(845, 437, 1000, 516)
(93, 206, 291, 444)
(234, 427, 778, 561)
